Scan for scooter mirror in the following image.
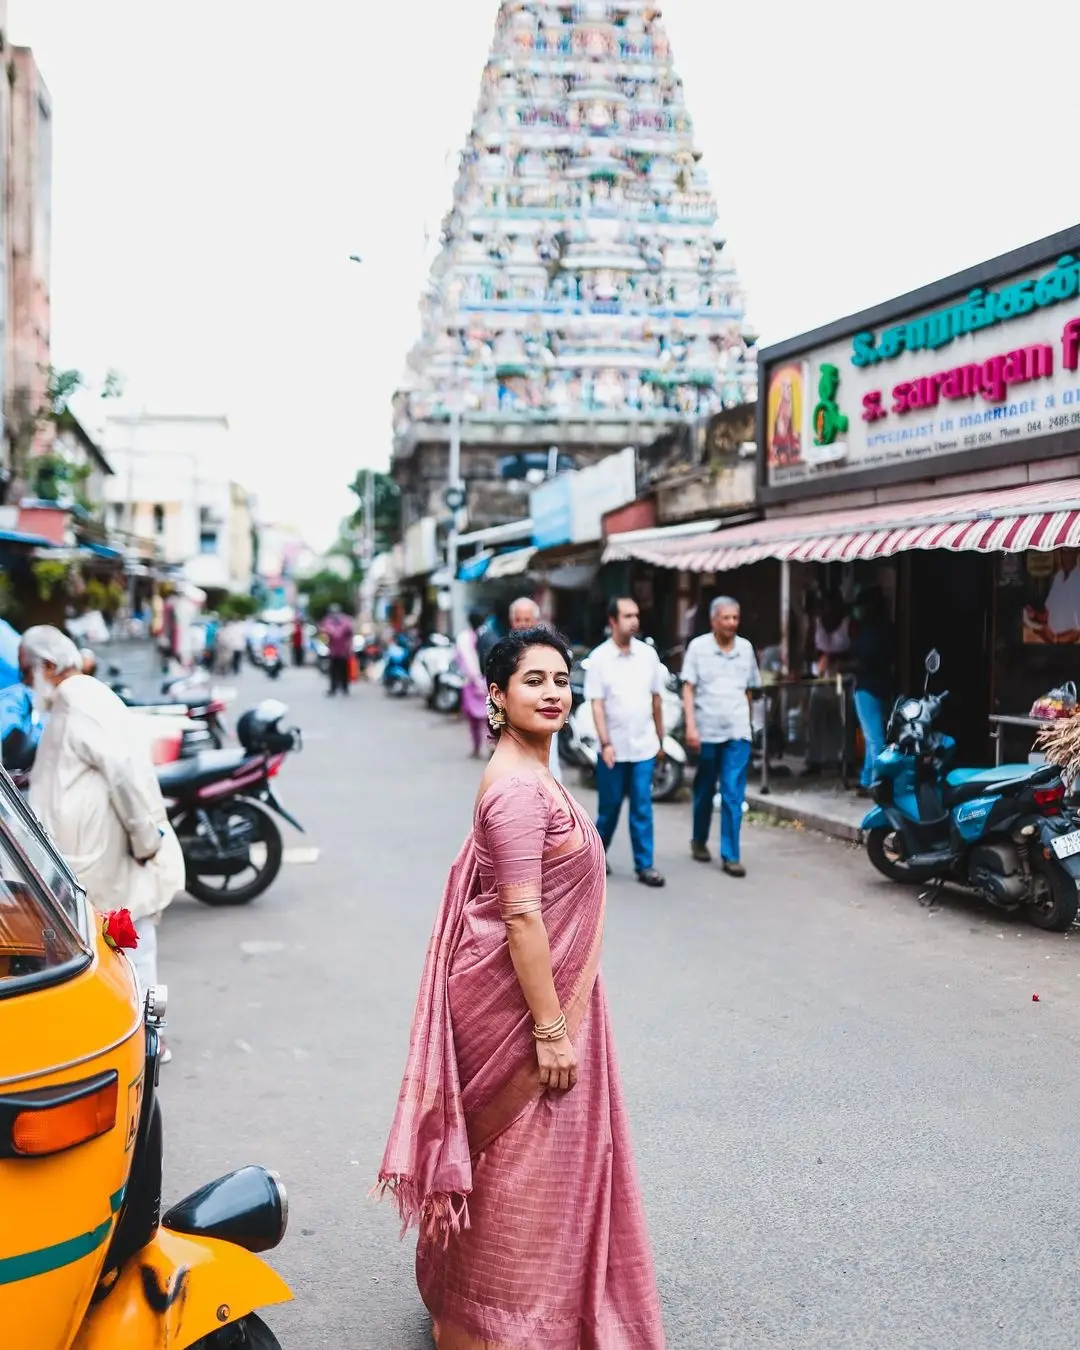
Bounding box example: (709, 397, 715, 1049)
(925, 649, 941, 675)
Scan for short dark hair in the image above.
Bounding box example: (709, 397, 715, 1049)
(468, 609, 486, 631)
(607, 596, 635, 621)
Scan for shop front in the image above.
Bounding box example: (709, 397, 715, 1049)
(605, 226, 1080, 767)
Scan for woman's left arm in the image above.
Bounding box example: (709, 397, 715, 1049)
(480, 780, 578, 1091)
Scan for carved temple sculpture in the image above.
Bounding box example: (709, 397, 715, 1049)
(393, 0, 757, 442)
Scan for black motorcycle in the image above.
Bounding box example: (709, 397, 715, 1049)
(157, 700, 302, 905)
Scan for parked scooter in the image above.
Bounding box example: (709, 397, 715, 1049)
(0, 764, 291, 1347)
(157, 700, 302, 905)
(409, 634, 455, 703)
(431, 658, 465, 714)
(862, 650, 1080, 930)
(564, 656, 687, 802)
(382, 633, 418, 697)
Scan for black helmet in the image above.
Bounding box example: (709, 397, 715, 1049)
(236, 699, 298, 754)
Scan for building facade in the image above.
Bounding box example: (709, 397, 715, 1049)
(101, 412, 251, 596)
(227, 481, 257, 595)
(6, 46, 53, 491)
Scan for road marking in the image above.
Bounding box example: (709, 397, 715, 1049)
(240, 940, 286, 956)
(284, 847, 321, 865)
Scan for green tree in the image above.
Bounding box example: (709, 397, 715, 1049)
(217, 593, 259, 621)
(348, 470, 401, 554)
(298, 569, 355, 622)
(9, 365, 125, 505)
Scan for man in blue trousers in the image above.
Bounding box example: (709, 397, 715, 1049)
(682, 596, 761, 878)
(585, 597, 666, 887)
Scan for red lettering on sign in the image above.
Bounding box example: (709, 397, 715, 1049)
(892, 343, 1054, 415)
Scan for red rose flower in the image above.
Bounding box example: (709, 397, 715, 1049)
(102, 908, 139, 952)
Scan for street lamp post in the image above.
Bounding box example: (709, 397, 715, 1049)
(363, 465, 376, 628)
(445, 402, 467, 636)
(348, 252, 378, 630)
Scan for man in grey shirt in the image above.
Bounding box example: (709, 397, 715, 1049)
(682, 596, 761, 877)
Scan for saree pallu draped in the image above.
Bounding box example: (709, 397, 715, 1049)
(378, 775, 665, 1350)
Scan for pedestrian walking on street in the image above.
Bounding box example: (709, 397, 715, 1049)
(682, 596, 761, 878)
(456, 610, 491, 758)
(509, 594, 562, 782)
(585, 597, 665, 886)
(850, 586, 895, 798)
(378, 626, 666, 1350)
(203, 613, 219, 670)
(321, 604, 354, 696)
(291, 615, 306, 667)
(19, 627, 184, 1046)
(218, 617, 245, 676)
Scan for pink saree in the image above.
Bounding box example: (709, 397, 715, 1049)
(378, 774, 665, 1350)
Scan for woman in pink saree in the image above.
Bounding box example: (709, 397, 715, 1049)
(378, 627, 665, 1350)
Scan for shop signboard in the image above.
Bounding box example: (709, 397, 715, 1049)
(530, 474, 574, 549)
(530, 448, 637, 548)
(569, 447, 637, 544)
(759, 231, 1080, 498)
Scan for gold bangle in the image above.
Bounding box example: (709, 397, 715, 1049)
(533, 1013, 567, 1042)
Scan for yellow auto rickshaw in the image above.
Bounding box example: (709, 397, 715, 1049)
(0, 766, 292, 1348)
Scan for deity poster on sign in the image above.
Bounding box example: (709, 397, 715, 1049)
(762, 248, 1080, 491)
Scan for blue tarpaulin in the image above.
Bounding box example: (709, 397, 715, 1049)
(457, 552, 493, 582)
(0, 528, 55, 548)
(83, 541, 125, 561)
(0, 618, 20, 690)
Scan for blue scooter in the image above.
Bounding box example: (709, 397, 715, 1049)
(382, 633, 416, 698)
(862, 650, 1080, 930)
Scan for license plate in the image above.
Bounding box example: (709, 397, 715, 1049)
(1051, 829, 1080, 860)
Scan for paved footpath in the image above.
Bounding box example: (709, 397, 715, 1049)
(151, 662, 1080, 1349)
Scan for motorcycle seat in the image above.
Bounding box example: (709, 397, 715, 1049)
(943, 764, 1055, 807)
(157, 748, 249, 794)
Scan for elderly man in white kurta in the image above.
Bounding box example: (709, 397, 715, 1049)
(20, 626, 184, 1005)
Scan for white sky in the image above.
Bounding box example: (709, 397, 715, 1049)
(10, 0, 1079, 549)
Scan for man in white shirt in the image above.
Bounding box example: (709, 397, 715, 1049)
(509, 595, 562, 782)
(584, 597, 665, 887)
(682, 596, 761, 877)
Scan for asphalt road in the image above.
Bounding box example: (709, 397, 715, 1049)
(148, 658, 1080, 1350)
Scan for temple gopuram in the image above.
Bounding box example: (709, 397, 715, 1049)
(392, 0, 756, 535)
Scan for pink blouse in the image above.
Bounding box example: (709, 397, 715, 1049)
(474, 775, 579, 921)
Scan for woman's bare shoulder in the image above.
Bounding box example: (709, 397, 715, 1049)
(474, 764, 548, 820)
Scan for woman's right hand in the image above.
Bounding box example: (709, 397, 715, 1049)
(536, 1035, 578, 1093)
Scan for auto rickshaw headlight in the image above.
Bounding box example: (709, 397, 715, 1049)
(1, 1071, 118, 1157)
(162, 1164, 289, 1253)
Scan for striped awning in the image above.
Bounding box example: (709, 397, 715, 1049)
(601, 478, 1080, 573)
